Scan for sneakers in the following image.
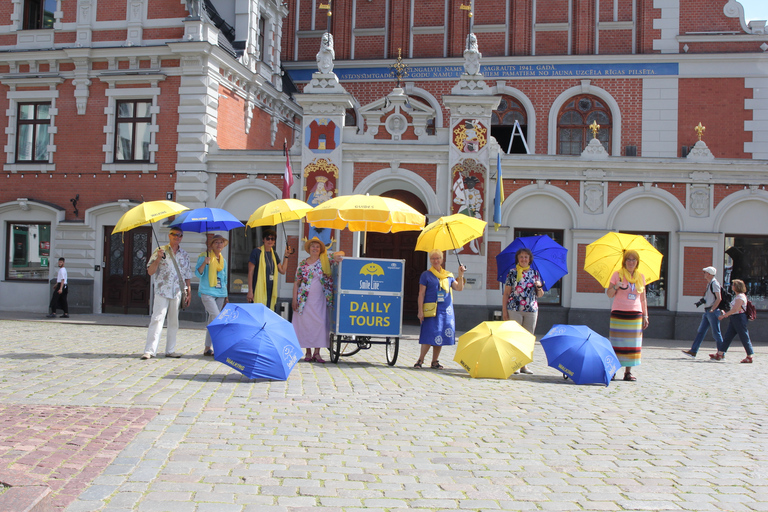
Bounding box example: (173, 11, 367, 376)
(140, 353, 153, 360)
(681, 350, 696, 357)
(60, 314, 69, 318)
(46, 313, 56, 318)
(165, 352, 182, 358)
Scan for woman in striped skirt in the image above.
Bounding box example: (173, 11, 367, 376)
(605, 249, 649, 381)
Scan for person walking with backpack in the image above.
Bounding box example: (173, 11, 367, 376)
(682, 266, 723, 357)
(711, 279, 755, 363)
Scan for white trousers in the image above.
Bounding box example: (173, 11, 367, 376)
(144, 290, 181, 356)
(201, 294, 225, 349)
(507, 309, 539, 335)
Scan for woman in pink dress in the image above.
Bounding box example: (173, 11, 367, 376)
(291, 237, 343, 362)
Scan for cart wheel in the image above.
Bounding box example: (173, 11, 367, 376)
(385, 337, 399, 366)
(329, 334, 340, 363)
(563, 374, 569, 380)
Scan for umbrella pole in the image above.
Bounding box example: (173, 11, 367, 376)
(447, 225, 463, 268)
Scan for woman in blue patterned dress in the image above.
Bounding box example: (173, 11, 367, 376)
(415, 250, 466, 369)
(502, 247, 544, 375)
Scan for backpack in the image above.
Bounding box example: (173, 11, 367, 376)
(745, 300, 757, 321)
(711, 281, 732, 312)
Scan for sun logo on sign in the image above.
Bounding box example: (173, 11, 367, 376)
(359, 263, 385, 289)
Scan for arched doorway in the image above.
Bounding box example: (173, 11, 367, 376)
(365, 190, 427, 324)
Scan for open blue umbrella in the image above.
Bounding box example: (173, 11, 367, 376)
(207, 303, 302, 380)
(540, 324, 621, 386)
(496, 235, 568, 291)
(169, 207, 244, 233)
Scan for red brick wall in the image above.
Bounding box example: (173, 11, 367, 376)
(352, 162, 437, 191)
(577, 243, 606, 293)
(148, 0, 187, 19)
(487, 241, 501, 288)
(96, 3, 126, 22)
(412, 0, 443, 26)
(476, 32, 507, 58)
(678, 78, 751, 159)
(93, 30, 129, 42)
(353, 35, 386, 60)
(598, 30, 633, 54)
(536, 31, 569, 55)
(0, 2, 13, 25)
(537, 0, 569, 23)
(680, 0, 742, 34)
(683, 246, 713, 296)
(144, 28, 185, 40)
(54, 32, 77, 44)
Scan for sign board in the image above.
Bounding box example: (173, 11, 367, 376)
(331, 257, 404, 336)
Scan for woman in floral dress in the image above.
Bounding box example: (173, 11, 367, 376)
(502, 247, 544, 375)
(291, 237, 343, 363)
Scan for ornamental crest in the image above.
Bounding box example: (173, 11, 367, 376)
(452, 118, 487, 153)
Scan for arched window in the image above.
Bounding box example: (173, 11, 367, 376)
(344, 108, 357, 127)
(492, 96, 528, 154)
(557, 95, 612, 155)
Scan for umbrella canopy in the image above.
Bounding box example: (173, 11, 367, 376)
(111, 200, 189, 234)
(207, 303, 303, 380)
(454, 320, 535, 379)
(584, 232, 663, 288)
(496, 235, 568, 291)
(305, 194, 425, 233)
(169, 207, 244, 233)
(247, 198, 313, 228)
(540, 324, 621, 386)
(415, 213, 487, 253)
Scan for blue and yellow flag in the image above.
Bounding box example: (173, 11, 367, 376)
(493, 152, 504, 231)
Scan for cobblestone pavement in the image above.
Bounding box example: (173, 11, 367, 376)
(0, 318, 766, 512)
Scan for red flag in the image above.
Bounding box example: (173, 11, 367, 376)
(282, 142, 294, 200)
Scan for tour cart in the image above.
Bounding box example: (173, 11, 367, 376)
(328, 257, 405, 366)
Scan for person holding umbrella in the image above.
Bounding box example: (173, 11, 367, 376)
(501, 248, 544, 375)
(605, 249, 648, 381)
(247, 229, 291, 311)
(415, 250, 466, 370)
(196, 234, 229, 357)
(292, 237, 344, 362)
(142, 227, 192, 359)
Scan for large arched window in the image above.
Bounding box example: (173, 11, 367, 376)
(557, 95, 612, 155)
(492, 96, 528, 154)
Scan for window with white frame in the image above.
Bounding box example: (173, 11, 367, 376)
(16, 102, 50, 162)
(22, 0, 56, 30)
(115, 100, 152, 162)
(2, 79, 60, 172)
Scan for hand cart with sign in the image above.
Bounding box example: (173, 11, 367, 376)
(328, 257, 404, 366)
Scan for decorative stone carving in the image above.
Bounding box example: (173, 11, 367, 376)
(584, 168, 606, 179)
(270, 115, 278, 146)
(463, 33, 481, 75)
(686, 140, 715, 161)
(580, 138, 609, 160)
(385, 113, 407, 139)
(185, 0, 201, 18)
(316, 32, 335, 74)
(689, 171, 712, 181)
(689, 185, 710, 218)
(583, 182, 604, 214)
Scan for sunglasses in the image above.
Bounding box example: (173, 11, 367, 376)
(170, 233, 183, 238)
(264, 236, 276, 241)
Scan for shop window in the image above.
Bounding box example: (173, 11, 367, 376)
(624, 231, 668, 309)
(513, 228, 564, 305)
(16, 102, 50, 162)
(492, 96, 528, 154)
(723, 235, 768, 310)
(6, 222, 51, 281)
(115, 100, 152, 162)
(23, 0, 56, 30)
(557, 95, 611, 155)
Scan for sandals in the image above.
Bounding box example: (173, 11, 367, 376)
(741, 356, 754, 364)
(430, 361, 444, 370)
(623, 373, 637, 381)
(313, 355, 326, 364)
(709, 352, 725, 361)
(413, 359, 424, 369)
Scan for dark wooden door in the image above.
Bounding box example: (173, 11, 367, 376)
(103, 227, 151, 314)
(365, 190, 427, 324)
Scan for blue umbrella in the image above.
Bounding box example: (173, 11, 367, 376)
(540, 324, 621, 386)
(496, 235, 568, 290)
(207, 303, 303, 380)
(169, 207, 244, 232)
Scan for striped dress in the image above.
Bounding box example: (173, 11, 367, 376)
(609, 271, 645, 367)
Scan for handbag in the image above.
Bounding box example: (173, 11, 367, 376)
(166, 245, 189, 310)
(423, 302, 437, 318)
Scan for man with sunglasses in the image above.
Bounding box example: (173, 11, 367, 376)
(247, 229, 291, 311)
(142, 227, 192, 359)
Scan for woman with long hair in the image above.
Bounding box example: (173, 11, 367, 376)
(712, 279, 755, 363)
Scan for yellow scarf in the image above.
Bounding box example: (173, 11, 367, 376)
(619, 268, 644, 293)
(516, 264, 530, 283)
(207, 251, 224, 288)
(254, 246, 278, 309)
(430, 266, 454, 298)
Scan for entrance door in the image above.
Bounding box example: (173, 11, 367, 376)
(103, 227, 152, 314)
(365, 190, 427, 324)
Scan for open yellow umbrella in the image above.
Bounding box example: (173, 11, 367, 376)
(247, 198, 312, 228)
(112, 200, 189, 234)
(454, 320, 535, 379)
(415, 213, 487, 267)
(305, 194, 425, 253)
(584, 232, 663, 288)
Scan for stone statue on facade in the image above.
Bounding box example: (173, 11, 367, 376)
(185, 0, 202, 18)
(463, 33, 481, 75)
(316, 32, 335, 74)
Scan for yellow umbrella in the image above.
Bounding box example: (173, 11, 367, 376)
(247, 198, 312, 228)
(415, 213, 487, 267)
(305, 194, 425, 233)
(112, 200, 189, 234)
(584, 232, 664, 288)
(454, 320, 535, 379)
